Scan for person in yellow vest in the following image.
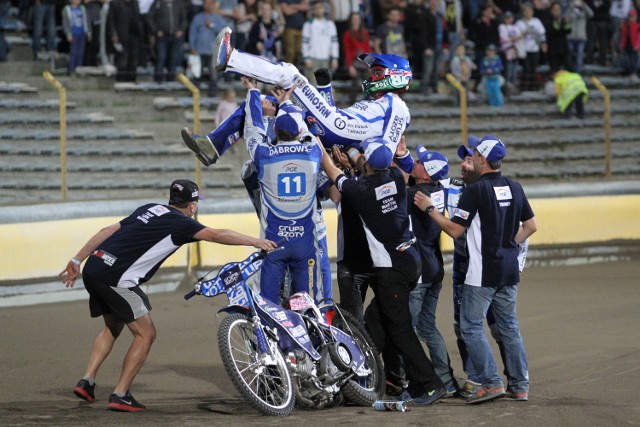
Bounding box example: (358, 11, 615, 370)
(553, 69, 589, 119)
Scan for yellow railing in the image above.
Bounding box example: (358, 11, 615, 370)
(590, 76, 611, 179)
(177, 73, 202, 269)
(42, 71, 68, 200)
(446, 73, 468, 147)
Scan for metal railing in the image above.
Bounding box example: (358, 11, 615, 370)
(177, 72, 202, 269)
(42, 71, 68, 200)
(590, 76, 612, 179)
(446, 73, 468, 147)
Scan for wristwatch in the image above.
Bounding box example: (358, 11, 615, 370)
(425, 205, 435, 214)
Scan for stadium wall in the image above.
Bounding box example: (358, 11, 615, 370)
(0, 183, 640, 307)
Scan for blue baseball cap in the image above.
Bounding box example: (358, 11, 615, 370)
(362, 137, 393, 169)
(457, 135, 479, 160)
(469, 135, 507, 162)
(416, 145, 449, 180)
(274, 113, 300, 138)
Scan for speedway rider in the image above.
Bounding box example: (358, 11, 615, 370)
(240, 77, 326, 304)
(182, 26, 413, 166)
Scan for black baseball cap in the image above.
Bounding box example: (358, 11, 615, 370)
(169, 179, 203, 204)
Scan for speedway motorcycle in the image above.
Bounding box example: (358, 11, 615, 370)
(184, 246, 385, 416)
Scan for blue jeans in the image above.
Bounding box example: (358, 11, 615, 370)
(32, 2, 56, 56)
(409, 281, 457, 388)
(569, 39, 586, 74)
(155, 34, 183, 82)
(68, 35, 86, 72)
(461, 284, 529, 391)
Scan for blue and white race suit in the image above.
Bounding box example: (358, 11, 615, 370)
(244, 88, 325, 303)
(226, 50, 411, 150)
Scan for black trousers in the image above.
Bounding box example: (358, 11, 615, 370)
(364, 266, 443, 395)
(564, 95, 585, 119)
(337, 261, 374, 326)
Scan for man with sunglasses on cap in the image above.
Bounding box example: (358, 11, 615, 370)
(445, 139, 530, 400)
(59, 179, 276, 412)
(407, 146, 461, 397)
(320, 137, 446, 406)
(415, 135, 537, 404)
(181, 25, 413, 166)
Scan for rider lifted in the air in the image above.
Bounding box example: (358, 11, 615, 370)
(182, 26, 413, 166)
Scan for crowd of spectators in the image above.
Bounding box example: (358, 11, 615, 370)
(2, 0, 639, 90)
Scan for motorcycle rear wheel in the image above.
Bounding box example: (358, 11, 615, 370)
(333, 310, 386, 405)
(218, 313, 295, 416)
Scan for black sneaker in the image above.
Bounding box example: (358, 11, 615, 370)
(400, 387, 447, 406)
(73, 379, 95, 403)
(108, 391, 146, 412)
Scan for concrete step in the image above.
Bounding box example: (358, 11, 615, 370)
(0, 128, 154, 140)
(0, 99, 77, 110)
(0, 112, 114, 126)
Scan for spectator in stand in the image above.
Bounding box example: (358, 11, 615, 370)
(610, 0, 633, 56)
(334, 0, 358, 66)
(0, 0, 9, 62)
(374, 7, 408, 57)
(444, 0, 464, 57)
(189, 0, 227, 96)
(235, 0, 259, 50)
(108, 0, 144, 82)
(148, 0, 188, 83)
(619, 8, 640, 80)
(302, 0, 339, 85)
(546, 1, 572, 72)
(499, 11, 524, 92)
(586, 0, 611, 66)
(450, 42, 477, 102)
(494, 0, 521, 14)
(83, 0, 103, 66)
(279, 0, 308, 65)
(246, 0, 282, 60)
(472, 6, 500, 88)
(215, 87, 238, 126)
(567, 0, 593, 73)
(31, 0, 57, 60)
(137, 0, 155, 70)
(217, 0, 240, 42)
(404, 0, 429, 90)
(343, 12, 371, 91)
(480, 44, 504, 106)
(407, 0, 448, 95)
(63, 0, 92, 74)
(516, 3, 547, 91)
(533, 0, 553, 29)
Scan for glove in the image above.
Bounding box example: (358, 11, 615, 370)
(314, 68, 332, 86)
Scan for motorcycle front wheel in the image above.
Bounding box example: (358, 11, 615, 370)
(333, 310, 386, 405)
(217, 313, 295, 416)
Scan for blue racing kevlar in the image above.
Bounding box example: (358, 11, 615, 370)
(243, 88, 324, 303)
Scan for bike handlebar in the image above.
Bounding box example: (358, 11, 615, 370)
(184, 237, 288, 301)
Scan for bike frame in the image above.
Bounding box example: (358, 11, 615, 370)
(187, 251, 367, 373)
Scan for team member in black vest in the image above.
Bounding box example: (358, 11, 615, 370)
(320, 138, 446, 405)
(60, 180, 275, 411)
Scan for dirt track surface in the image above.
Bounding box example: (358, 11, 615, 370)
(2, 261, 639, 426)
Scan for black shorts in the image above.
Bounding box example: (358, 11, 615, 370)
(83, 273, 152, 323)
